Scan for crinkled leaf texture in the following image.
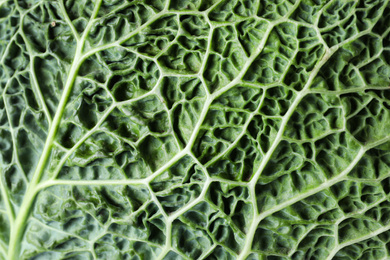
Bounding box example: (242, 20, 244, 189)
(1, 0, 390, 259)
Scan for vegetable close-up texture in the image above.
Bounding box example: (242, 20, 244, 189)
(1, 0, 390, 259)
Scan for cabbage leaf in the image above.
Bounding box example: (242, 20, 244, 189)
(1, 0, 390, 259)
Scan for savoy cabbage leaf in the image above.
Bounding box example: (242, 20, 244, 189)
(1, 0, 390, 259)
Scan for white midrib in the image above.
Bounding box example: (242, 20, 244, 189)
(7, 42, 83, 260)
(6, 1, 104, 258)
(7, 5, 290, 260)
(6, 2, 389, 260)
(4, 7, 273, 259)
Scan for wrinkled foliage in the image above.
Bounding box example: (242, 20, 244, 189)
(1, 0, 390, 259)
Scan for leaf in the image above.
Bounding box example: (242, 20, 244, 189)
(1, 0, 390, 259)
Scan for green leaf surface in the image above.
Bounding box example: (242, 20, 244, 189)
(1, 0, 390, 259)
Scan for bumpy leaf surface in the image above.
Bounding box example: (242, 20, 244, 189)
(1, 0, 390, 259)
